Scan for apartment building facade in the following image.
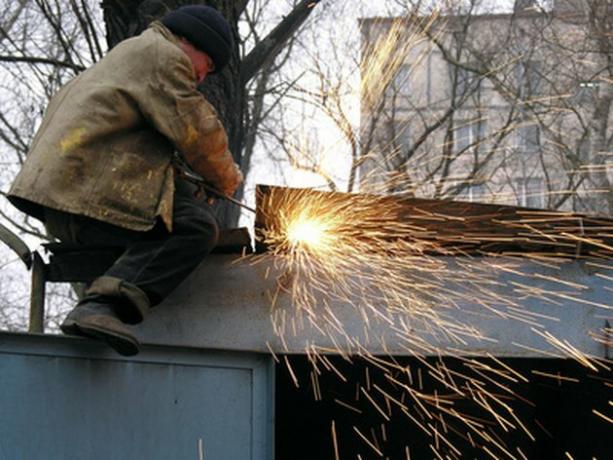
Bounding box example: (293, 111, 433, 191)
(359, 0, 611, 215)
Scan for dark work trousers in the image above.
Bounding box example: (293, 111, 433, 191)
(44, 178, 219, 321)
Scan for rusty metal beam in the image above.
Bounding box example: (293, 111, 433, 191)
(255, 185, 613, 257)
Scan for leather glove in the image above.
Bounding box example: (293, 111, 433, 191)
(222, 164, 243, 197)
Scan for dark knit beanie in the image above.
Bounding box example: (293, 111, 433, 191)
(161, 5, 233, 73)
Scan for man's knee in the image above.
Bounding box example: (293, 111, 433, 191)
(176, 203, 219, 252)
(194, 216, 219, 254)
(172, 180, 220, 250)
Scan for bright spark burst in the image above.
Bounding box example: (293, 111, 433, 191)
(251, 6, 612, 457)
(254, 185, 612, 458)
(286, 213, 333, 253)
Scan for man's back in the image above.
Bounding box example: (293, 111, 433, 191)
(9, 22, 235, 233)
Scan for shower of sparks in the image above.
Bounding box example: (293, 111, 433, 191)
(254, 185, 612, 458)
(251, 5, 611, 458)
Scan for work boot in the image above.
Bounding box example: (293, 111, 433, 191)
(60, 302, 141, 356)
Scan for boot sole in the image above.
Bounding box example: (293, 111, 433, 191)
(61, 319, 140, 357)
(60, 319, 83, 337)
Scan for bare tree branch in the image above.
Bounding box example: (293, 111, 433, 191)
(0, 54, 85, 71)
(240, 0, 320, 83)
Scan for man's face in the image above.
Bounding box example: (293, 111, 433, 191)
(179, 39, 215, 84)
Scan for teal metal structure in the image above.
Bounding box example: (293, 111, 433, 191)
(0, 332, 274, 460)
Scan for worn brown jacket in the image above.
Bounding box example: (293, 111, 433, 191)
(9, 22, 240, 232)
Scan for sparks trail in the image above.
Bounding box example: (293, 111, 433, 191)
(255, 186, 612, 343)
(253, 185, 612, 457)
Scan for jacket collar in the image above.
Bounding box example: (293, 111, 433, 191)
(149, 21, 181, 47)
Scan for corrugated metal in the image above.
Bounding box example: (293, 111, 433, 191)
(0, 332, 274, 460)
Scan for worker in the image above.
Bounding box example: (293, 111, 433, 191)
(7, 5, 242, 356)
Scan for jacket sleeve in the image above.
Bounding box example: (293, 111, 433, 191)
(138, 42, 241, 196)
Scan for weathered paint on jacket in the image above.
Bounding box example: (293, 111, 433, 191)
(8, 22, 240, 232)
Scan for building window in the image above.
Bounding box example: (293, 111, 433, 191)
(578, 131, 591, 161)
(452, 30, 467, 47)
(384, 121, 411, 175)
(518, 177, 545, 208)
(396, 124, 411, 150)
(456, 66, 481, 97)
(454, 120, 487, 156)
(515, 60, 543, 98)
(576, 81, 599, 105)
(388, 64, 411, 99)
(516, 124, 541, 153)
(466, 183, 486, 202)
